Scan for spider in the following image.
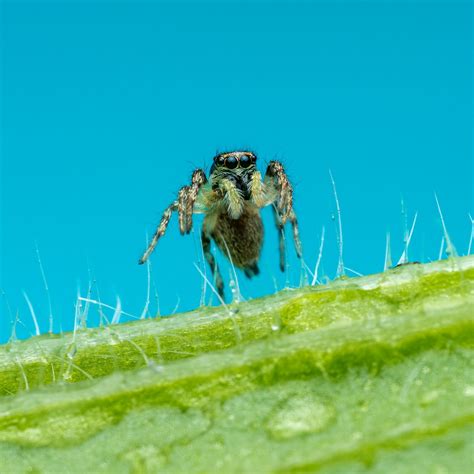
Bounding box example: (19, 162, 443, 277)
(139, 151, 302, 298)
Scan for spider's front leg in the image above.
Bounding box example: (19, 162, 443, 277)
(265, 161, 294, 223)
(271, 204, 286, 272)
(138, 199, 178, 265)
(138, 168, 207, 264)
(265, 161, 303, 267)
(183, 169, 207, 234)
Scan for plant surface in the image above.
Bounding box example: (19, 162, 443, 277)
(0, 256, 473, 473)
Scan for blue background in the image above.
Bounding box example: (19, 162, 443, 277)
(1, 0, 472, 342)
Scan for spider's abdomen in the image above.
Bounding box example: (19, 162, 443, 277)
(206, 204, 263, 272)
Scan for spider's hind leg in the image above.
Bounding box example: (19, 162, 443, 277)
(201, 230, 225, 299)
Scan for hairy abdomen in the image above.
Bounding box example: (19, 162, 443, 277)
(205, 205, 263, 269)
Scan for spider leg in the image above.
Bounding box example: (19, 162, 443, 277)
(178, 186, 190, 235)
(265, 160, 303, 265)
(265, 160, 293, 223)
(185, 169, 208, 234)
(201, 230, 224, 298)
(288, 209, 303, 258)
(139, 168, 207, 264)
(272, 204, 286, 272)
(139, 200, 178, 264)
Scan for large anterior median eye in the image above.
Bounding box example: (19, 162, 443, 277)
(225, 156, 238, 169)
(240, 155, 251, 168)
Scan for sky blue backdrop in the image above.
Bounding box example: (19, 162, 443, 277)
(1, 1, 472, 342)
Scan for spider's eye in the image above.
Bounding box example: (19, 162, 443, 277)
(225, 156, 238, 169)
(215, 156, 225, 166)
(240, 155, 251, 168)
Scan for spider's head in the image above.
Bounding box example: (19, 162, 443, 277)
(210, 151, 257, 199)
(211, 151, 257, 173)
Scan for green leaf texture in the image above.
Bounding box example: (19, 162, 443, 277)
(0, 256, 473, 473)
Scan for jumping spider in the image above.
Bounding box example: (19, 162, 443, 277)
(139, 151, 302, 298)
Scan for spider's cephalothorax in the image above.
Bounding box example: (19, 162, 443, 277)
(139, 151, 302, 299)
